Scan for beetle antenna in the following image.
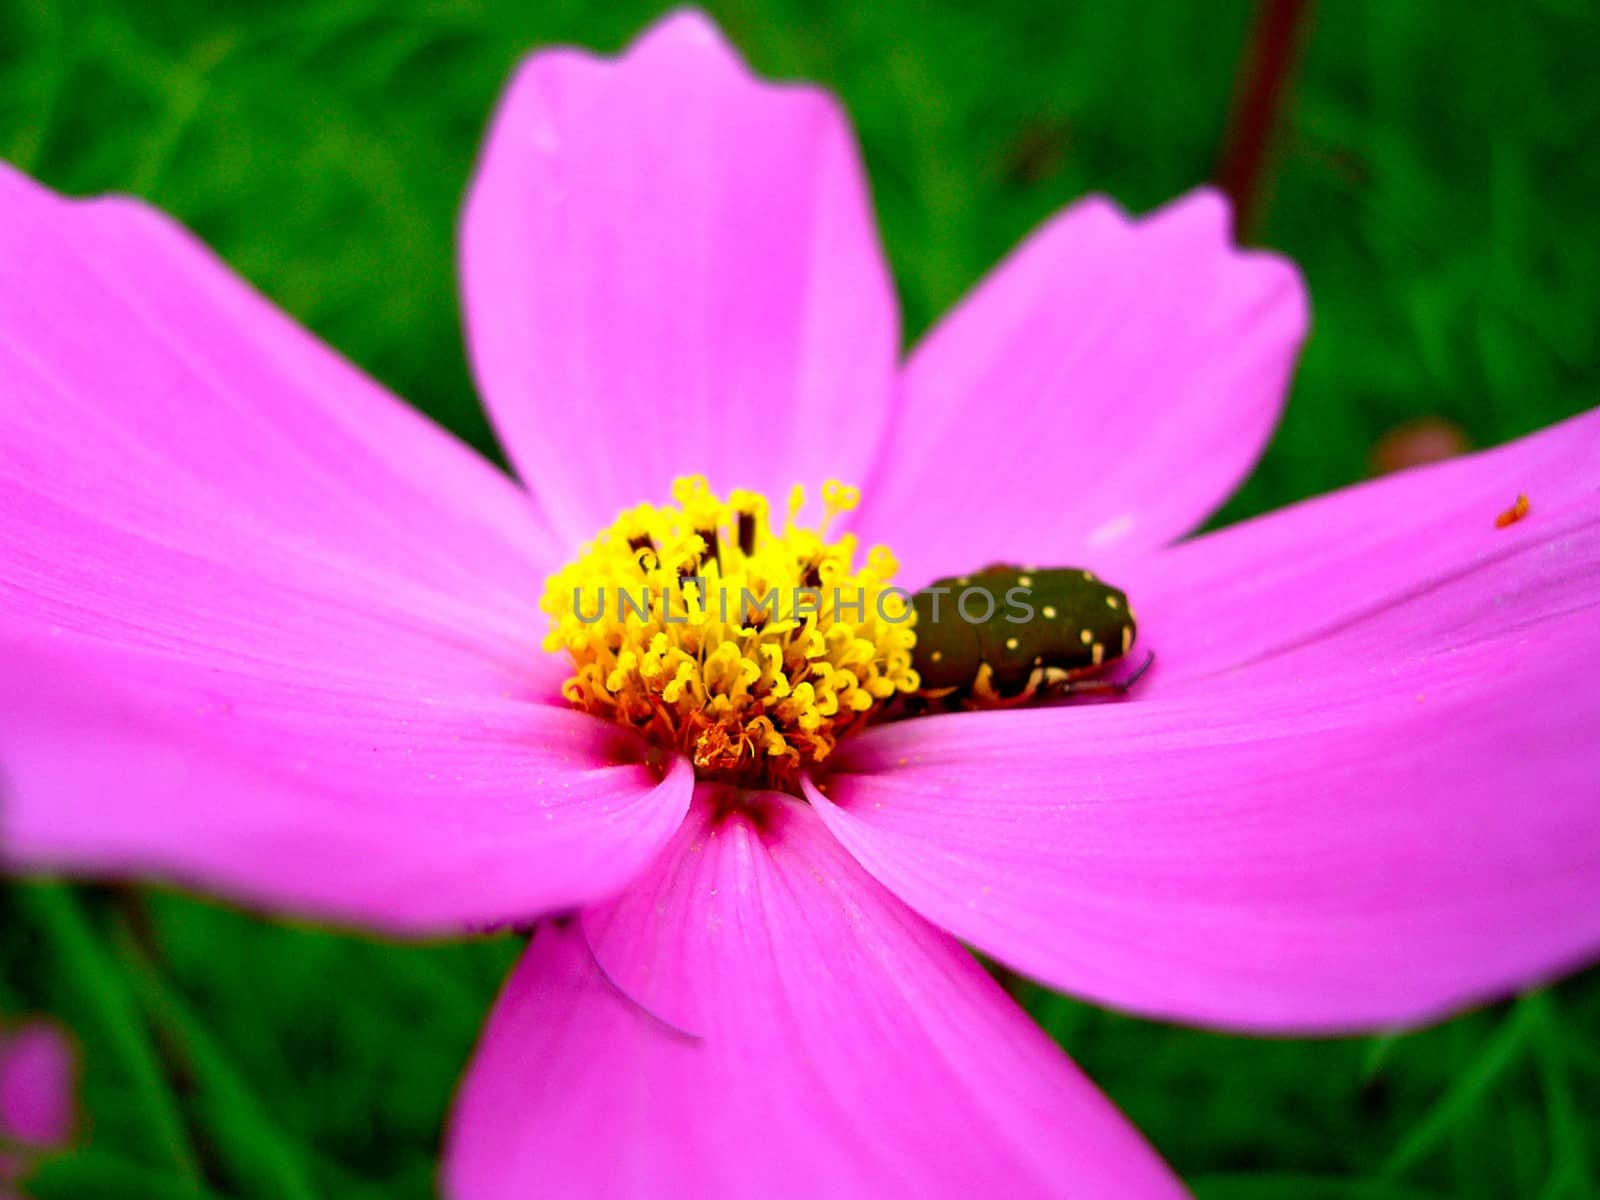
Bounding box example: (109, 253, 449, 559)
(1054, 650, 1155, 698)
(1119, 650, 1155, 690)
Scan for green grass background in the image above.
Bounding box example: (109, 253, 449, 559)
(2, 0, 1597, 1196)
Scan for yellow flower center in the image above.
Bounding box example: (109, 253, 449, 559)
(541, 476, 919, 791)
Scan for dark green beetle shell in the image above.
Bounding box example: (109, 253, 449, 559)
(911, 564, 1136, 704)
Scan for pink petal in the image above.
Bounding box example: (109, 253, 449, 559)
(0, 162, 562, 609)
(445, 788, 1183, 1199)
(0, 1022, 73, 1149)
(0, 160, 564, 697)
(854, 189, 1307, 587)
(809, 412, 1600, 1032)
(1119, 406, 1600, 691)
(1, 635, 693, 931)
(0, 164, 692, 929)
(460, 12, 899, 542)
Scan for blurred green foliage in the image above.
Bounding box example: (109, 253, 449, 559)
(2, 0, 1597, 1197)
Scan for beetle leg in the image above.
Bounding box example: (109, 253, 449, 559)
(967, 662, 1040, 710)
(1042, 651, 1155, 699)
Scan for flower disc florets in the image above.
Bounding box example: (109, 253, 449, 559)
(541, 476, 919, 791)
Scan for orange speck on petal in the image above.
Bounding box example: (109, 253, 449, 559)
(1495, 493, 1530, 529)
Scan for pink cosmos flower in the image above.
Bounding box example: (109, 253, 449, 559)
(0, 1020, 74, 1197)
(2, 10, 1598, 1197)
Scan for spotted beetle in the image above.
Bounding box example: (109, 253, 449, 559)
(909, 564, 1148, 709)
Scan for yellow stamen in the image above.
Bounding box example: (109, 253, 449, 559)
(541, 476, 918, 791)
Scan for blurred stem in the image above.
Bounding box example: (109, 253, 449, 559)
(24, 884, 205, 1193)
(1523, 992, 1595, 1196)
(111, 919, 321, 1200)
(1381, 997, 1535, 1178)
(1215, 0, 1313, 240)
